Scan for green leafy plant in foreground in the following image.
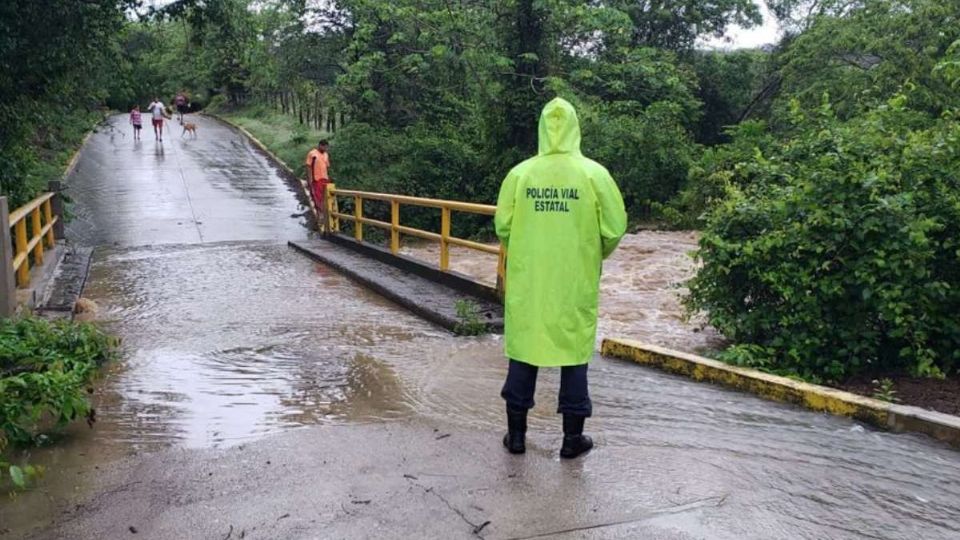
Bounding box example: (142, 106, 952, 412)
(0, 317, 116, 488)
(871, 378, 900, 403)
(454, 299, 487, 336)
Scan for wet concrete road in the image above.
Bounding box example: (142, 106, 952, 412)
(2, 114, 960, 539)
(65, 114, 310, 246)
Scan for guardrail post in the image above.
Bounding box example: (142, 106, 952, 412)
(43, 199, 55, 247)
(48, 181, 65, 240)
(31, 207, 43, 266)
(0, 197, 16, 317)
(390, 200, 400, 254)
(326, 183, 339, 233)
(354, 195, 363, 242)
(440, 207, 450, 271)
(14, 217, 28, 286)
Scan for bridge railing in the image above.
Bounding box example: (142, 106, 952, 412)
(324, 184, 506, 293)
(1, 182, 65, 316)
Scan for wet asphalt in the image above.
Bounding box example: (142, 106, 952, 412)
(1, 114, 959, 540)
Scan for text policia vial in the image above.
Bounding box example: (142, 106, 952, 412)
(526, 186, 580, 212)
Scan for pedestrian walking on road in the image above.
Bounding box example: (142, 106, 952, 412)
(495, 97, 627, 459)
(147, 97, 169, 142)
(129, 105, 142, 141)
(305, 139, 331, 218)
(175, 91, 189, 123)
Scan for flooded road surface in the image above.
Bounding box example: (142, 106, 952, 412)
(79, 242, 443, 449)
(2, 114, 959, 539)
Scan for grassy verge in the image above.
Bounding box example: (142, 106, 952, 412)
(0, 316, 116, 489)
(210, 103, 328, 176)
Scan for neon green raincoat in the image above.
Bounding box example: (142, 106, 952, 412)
(495, 98, 627, 367)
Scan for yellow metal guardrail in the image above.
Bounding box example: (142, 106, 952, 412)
(8, 192, 59, 287)
(324, 184, 506, 291)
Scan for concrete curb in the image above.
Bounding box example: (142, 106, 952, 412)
(289, 240, 502, 334)
(63, 124, 96, 179)
(37, 246, 94, 319)
(600, 338, 960, 449)
(203, 112, 319, 220)
(323, 234, 501, 304)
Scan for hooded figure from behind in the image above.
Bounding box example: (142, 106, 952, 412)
(495, 97, 627, 459)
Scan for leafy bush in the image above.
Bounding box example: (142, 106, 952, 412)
(290, 124, 309, 146)
(686, 96, 960, 381)
(659, 120, 776, 228)
(1, 317, 116, 488)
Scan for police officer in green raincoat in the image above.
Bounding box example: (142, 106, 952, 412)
(495, 97, 627, 459)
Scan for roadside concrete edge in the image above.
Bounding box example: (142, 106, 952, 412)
(600, 338, 960, 449)
(63, 123, 97, 180)
(37, 246, 95, 319)
(288, 240, 463, 333)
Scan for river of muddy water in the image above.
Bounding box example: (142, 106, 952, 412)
(403, 230, 723, 353)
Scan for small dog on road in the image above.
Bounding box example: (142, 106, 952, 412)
(181, 121, 198, 138)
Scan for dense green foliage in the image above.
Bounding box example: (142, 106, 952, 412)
(775, 0, 960, 121)
(681, 0, 960, 379)
(0, 0, 131, 207)
(1, 317, 116, 488)
(687, 97, 960, 381)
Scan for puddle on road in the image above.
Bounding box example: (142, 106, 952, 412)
(78, 242, 442, 450)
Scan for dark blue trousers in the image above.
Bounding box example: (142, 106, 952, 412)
(500, 359, 592, 417)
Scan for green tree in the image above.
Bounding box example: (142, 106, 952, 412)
(611, 0, 762, 50)
(774, 0, 960, 120)
(691, 49, 771, 144)
(0, 0, 132, 206)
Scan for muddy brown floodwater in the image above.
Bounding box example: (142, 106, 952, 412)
(2, 115, 960, 540)
(403, 230, 724, 353)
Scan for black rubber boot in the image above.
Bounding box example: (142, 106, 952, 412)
(503, 407, 527, 454)
(559, 414, 593, 459)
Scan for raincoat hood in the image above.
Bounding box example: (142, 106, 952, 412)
(538, 98, 581, 156)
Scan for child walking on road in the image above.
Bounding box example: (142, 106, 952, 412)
(129, 105, 142, 141)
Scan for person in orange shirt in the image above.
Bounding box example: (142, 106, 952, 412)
(304, 139, 331, 216)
